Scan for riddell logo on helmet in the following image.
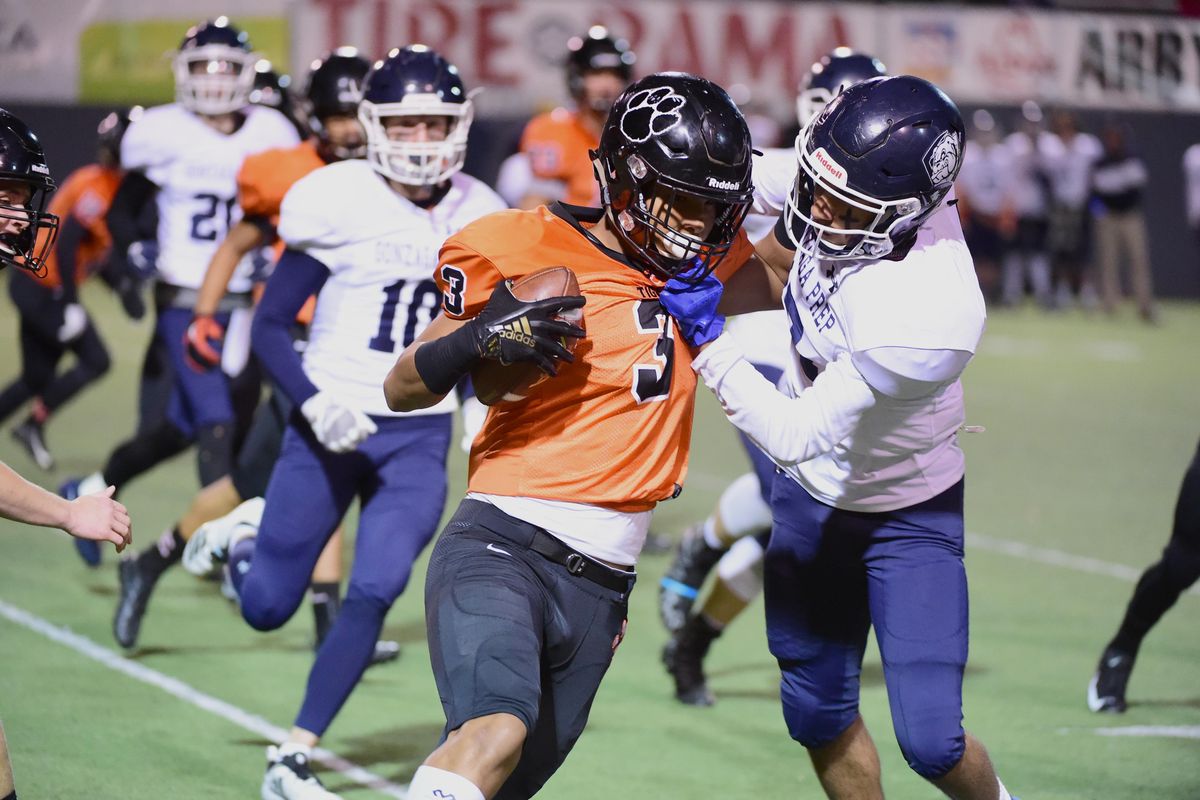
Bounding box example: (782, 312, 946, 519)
(706, 177, 740, 190)
(811, 147, 847, 186)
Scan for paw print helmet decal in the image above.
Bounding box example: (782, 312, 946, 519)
(593, 72, 754, 284)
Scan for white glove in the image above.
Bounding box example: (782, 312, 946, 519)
(459, 396, 488, 454)
(300, 391, 377, 453)
(57, 303, 88, 343)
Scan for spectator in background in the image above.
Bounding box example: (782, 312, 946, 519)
(956, 109, 1014, 303)
(1184, 140, 1200, 254)
(494, 26, 635, 209)
(1002, 101, 1053, 308)
(1092, 120, 1156, 323)
(1041, 110, 1102, 308)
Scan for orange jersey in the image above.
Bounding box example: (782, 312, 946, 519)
(35, 164, 121, 290)
(435, 204, 753, 513)
(237, 139, 325, 324)
(519, 108, 600, 207)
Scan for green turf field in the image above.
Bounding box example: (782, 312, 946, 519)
(0, 288, 1197, 799)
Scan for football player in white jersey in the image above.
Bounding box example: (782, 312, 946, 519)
(659, 49, 887, 707)
(61, 17, 299, 565)
(180, 46, 506, 800)
(661, 76, 1018, 800)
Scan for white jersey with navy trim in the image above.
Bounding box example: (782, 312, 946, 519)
(120, 103, 299, 292)
(778, 202, 985, 511)
(278, 159, 506, 418)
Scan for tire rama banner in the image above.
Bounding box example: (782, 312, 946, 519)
(2, 1, 1200, 114)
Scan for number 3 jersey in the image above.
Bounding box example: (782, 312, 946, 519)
(120, 103, 300, 292)
(435, 203, 754, 515)
(278, 159, 506, 417)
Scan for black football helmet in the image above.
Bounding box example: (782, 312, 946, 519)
(173, 17, 257, 115)
(785, 75, 965, 261)
(592, 73, 754, 283)
(797, 48, 887, 129)
(359, 45, 474, 186)
(96, 106, 143, 167)
(305, 47, 371, 161)
(566, 26, 636, 112)
(0, 108, 58, 275)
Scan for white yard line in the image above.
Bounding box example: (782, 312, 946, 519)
(0, 598, 408, 799)
(966, 532, 1200, 597)
(1093, 725, 1200, 740)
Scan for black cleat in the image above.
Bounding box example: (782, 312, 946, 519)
(1088, 646, 1134, 713)
(663, 614, 720, 707)
(262, 746, 341, 799)
(113, 558, 160, 649)
(12, 419, 54, 471)
(658, 524, 726, 633)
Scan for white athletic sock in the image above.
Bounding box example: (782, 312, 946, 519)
(408, 766, 485, 800)
(78, 471, 107, 497)
(701, 517, 723, 550)
(997, 777, 1013, 800)
(278, 741, 311, 758)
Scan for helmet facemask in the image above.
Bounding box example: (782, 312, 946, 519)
(784, 125, 926, 262)
(174, 45, 257, 115)
(359, 93, 474, 186)
(0, 182, 59, 277)
(598, 149, 751, 284)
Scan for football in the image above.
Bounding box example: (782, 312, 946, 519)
(471, 266, 585, 405)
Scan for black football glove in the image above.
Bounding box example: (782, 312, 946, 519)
(466, 280, 586, 375)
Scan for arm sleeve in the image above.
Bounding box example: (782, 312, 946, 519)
(104, 172, 158, 271)
(251, 249, 330, 406)
(691, 334, 876, 467)
(850, 347, 973, 401)
(53, 214, 87, 304)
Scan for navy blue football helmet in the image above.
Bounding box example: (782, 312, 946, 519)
(797, 48, 887, 129)
(784, 75, 965, 261)
(593, 73, 754, 283)
(305, 48, 371, 160)
(0, 108, 58, 275)
(358, 45, 474, 186)
(173, 17, 257, 115)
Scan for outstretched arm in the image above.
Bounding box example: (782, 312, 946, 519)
(0, 461, 131, 552)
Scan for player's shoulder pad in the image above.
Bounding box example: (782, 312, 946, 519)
(278, 159, 375, 250)
(448, 172, 508, 217)
(752, 147, 798, 216)
(242, 105, 302, 147)
(448, 207, 550, 262)
(120, 104, 192, 172)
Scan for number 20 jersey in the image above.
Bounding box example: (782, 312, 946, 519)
(120, 103, 300, 292)
(436, 204, 754, 513)
(279, 159, 507, 417)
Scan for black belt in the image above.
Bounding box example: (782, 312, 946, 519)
(525, 528, 635, 594)
(462, 499, 636, 594)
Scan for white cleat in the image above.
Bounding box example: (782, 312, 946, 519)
(182, 496, 265, 576)
(261, 746, 342, 800)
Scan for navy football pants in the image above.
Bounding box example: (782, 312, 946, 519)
(766, 475, 968, 780)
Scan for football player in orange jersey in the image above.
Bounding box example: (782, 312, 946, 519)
(109, 49, 387, 658)
(496, 26, 635, 210)
(383, 73, 756, 800)
(0, 110, 139, 472)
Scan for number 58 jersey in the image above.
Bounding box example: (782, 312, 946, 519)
(120, 103, 299, 291)
(436, 203, 754, 513)
(279, 159, 507, 417)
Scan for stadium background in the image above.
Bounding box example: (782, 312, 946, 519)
(0, 1, 1197, 798)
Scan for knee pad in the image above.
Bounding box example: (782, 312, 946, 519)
(778, 663, 859, 749)
(715, 536, 765, 603)
(896, 723, 965, 780)
(239, 579, 301, 632)
(717, 472, 772, 541)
